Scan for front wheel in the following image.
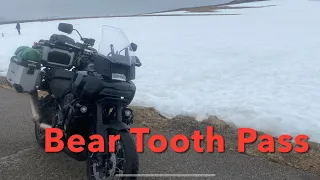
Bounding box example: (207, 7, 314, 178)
(35, 123, 46, 148)
(87, 131, 139, 180)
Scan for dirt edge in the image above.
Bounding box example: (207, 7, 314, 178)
(131, 107, 320, 175)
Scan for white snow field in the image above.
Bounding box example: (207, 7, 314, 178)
(1, 0, 320, 142)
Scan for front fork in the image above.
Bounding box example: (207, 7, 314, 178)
(95, 103, 126, 167)
(95, 103, 109, 167)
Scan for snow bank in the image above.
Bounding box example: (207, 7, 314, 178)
(0, 0, 320, 142)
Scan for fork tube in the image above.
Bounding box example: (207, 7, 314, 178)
(116, 102, 122, 122)
(96, 103, 108, 156)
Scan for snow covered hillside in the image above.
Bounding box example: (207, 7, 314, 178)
(0, 0, 320, 142)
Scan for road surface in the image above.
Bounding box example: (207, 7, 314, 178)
(0, 87, 319, 180)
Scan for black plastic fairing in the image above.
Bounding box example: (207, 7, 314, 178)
(93, 53, 135, 81)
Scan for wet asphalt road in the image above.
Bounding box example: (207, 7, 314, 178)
(0, 87, 319, 180)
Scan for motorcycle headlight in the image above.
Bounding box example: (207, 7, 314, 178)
(125, 109, 132, 117)
(122, 108, 134, 125)
(123, 108, 133, 117)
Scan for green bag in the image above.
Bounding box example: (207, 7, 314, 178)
(14, 46, 42, 62)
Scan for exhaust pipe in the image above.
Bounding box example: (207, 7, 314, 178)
(28, 91, 52, 129)
(39, 123, 52, 129)
(28, 92, 40, 123)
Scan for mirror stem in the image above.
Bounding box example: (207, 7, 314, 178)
(73, 29, 83, 40)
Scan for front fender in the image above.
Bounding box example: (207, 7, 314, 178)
(94, 120, 130, 156)
(106, 120, 130, 132)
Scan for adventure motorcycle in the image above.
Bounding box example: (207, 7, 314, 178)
(8, 23, 142, 180)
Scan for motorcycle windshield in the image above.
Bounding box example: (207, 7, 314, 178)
(98, 25, 136, 66)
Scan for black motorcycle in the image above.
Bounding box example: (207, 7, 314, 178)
(28, 23, 142, 179)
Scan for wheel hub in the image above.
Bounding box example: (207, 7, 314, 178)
(92, 153, 117, 180)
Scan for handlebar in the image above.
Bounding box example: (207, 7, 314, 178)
(33, 35, 141, 70)
(38, 40, 81, 51)
(35, 39, 96, 55)
(32, 38, 97, 70)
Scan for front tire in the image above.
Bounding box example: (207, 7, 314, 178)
(34, 97, 57, 149)
(87, 131, 139, 180)
(35, 123, 45, 148)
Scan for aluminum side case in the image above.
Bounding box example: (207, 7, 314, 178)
(6, 56, 41, 93)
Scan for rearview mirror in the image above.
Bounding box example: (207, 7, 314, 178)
(135, 56, 142, 67)
(130, 42, 138, 52)
(58, 23, 73, 34)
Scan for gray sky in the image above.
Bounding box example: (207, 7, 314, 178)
(0, 0, 233, 23)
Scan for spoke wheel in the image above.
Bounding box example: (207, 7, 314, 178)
(87, 131, 139, 180)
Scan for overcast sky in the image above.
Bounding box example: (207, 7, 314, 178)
(0, 0, 233, 22)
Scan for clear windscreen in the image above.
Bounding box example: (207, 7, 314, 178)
(98, 25, 136, 66)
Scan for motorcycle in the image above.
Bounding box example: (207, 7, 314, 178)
(26, 23, 141, 179)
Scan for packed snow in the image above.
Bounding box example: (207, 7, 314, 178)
(1, 0, 320, 142)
